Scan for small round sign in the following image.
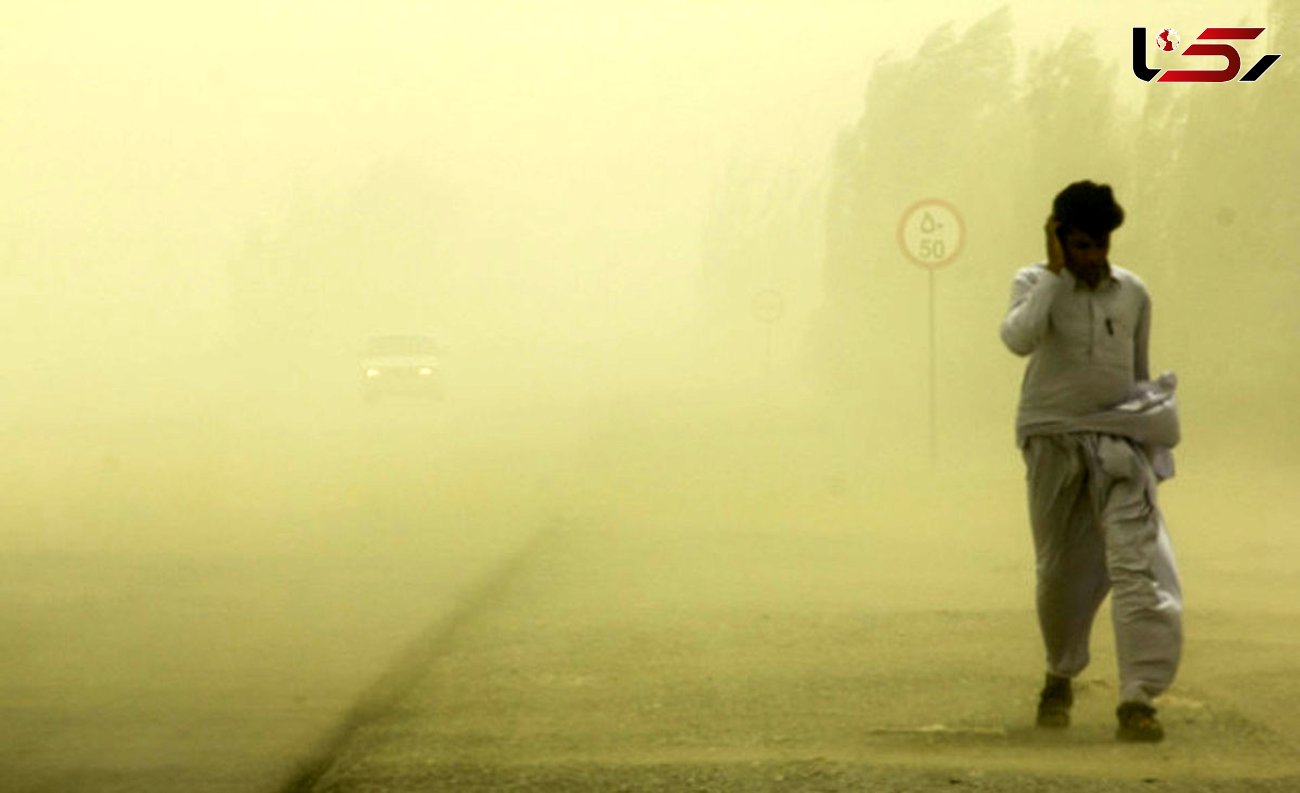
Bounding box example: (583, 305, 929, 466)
(751, 289, 784, 325)
(897, 198, 965, 270)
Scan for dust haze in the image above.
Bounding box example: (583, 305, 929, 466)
(2, 1, 1297, 790)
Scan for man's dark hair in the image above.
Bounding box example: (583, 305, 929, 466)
(1052, 180, 1124, 241)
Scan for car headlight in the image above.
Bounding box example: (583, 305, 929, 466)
(365, 368, 381, 378)
(418, 367, 434, 376)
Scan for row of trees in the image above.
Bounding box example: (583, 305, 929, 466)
(695, 3, 1297, 457)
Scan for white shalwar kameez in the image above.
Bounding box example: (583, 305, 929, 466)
(1001, 262, 1182, 707)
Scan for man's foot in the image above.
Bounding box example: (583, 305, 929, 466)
(1116, 702, 1165, 742)
(1036, 674, 1073, 728)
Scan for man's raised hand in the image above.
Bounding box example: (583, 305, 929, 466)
(1045, 215, 1065, 274)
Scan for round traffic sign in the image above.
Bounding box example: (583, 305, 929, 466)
(897, 198, 965, 270)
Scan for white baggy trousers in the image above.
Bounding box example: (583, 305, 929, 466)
(1023, 432, 1183, 706)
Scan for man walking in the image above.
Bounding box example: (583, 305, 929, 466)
(1000, 180, 1182, 742)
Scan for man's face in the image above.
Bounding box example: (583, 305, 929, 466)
(1061, 228, 1110, 286)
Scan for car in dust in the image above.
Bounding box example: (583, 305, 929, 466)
(360, 333, 445, 403)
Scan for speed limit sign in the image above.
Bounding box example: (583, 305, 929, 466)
(896, 198, 964, 465)
(898, 198, 965, 270)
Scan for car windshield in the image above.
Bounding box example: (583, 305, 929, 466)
(364, 336, 438, 356)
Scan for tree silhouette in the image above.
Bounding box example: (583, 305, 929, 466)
(809, 7, 1020, 402)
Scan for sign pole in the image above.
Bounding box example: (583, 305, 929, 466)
(929, 267, 937, 464)
(897, 198, 964, 469)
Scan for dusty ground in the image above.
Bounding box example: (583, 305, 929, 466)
(298, 400, 1300, 792)
(0, 383, 568, 793)
(3, 382, 1298, 792)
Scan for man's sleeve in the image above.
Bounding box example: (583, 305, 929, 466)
(1134, 291, 1151, 382)
(999, 266, 1061, 357)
